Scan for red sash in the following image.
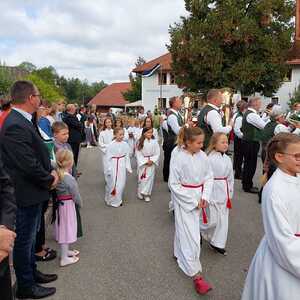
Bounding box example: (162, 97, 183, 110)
(181, 183, 208, 224)
(214, 177, 232, 209)
(57, 194, 73, 201)
(140, 156, 151, 180)
(111, 155, 126, 196)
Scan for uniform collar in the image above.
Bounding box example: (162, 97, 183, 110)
(12, 107, 33, 122)
(248, 108, 258, 114)
(208, 103, 221, 110)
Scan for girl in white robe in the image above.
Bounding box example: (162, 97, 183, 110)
(105, 127, 132, 208)
(168, 126, 214, 295)
(115, 118, 129, 142)
(98, 118, 114, 183)
(242, 133, 300, 300)
(136, 117, 159, 141)
(136, 127, 160, 202)
(127, 119, 136, 157)
(201, 133, 234, 255)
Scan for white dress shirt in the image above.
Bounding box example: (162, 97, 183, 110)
(246, 108, 266, 130)
(206, 104, 232, 134)
(167, 109, 182, 135)
(12, 107, 33, 123)
(234, 115, 243, 139)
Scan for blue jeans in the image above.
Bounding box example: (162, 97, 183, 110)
(13, 203, 42, 289)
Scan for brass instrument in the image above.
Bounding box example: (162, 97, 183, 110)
(183, 96, 194, 124)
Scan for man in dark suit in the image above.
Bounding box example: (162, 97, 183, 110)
(0, 151, 17, 300)
(1, 81, 59, 299)
(62, 104, 84, 166)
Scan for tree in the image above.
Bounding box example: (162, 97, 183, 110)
(0, 63, 13, 96)
(18, 61, 37, 73)
(168, 0, 294, 96)
(123, 73, 142, 103)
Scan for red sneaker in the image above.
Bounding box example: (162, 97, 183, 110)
(193, 276, 212, 295)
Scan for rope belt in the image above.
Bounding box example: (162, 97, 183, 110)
(181, 183, 208, 224)
(214, 177, 232, 209)
(111, 155, 126, 196)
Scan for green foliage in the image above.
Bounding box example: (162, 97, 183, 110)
(123, 73, 142, 103)
(0, 63, 14, 96)
(18, 61, 37, 72)
(168, 0, 295, 96)
(26, 73, 63, 102)
(289, 84, 300, 108)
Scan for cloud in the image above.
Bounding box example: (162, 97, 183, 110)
(0, 0, 187, 83)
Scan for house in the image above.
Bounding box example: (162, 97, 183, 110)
(88, 82, 130, 113)
(132, 53, 184, 112)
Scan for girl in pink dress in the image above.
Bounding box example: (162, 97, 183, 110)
(55, 149, 82, 267)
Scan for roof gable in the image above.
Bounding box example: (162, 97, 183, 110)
(132, 53, 172, 73)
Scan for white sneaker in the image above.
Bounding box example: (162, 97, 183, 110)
(60, 256, 80, 267)
(87, 145, 93, 148)
(144, 196, 151, 202)
(137, 192, 143, 200)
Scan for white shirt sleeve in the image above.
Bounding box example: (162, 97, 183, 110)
(246, 113, 266, 130)
(206, 110, 232, 134)
(274, 124, 291, 135)
(167, 114, 181, 135)
(233, 116, 243, 139)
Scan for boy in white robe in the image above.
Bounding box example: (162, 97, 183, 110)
(105, 128, 132, 207)
(136, 127, 160, 202)
(201, 133, 234, 255)
(169, 126, 214, 295)
(98, 118, 114, 184)
(242, 133, 300, 300)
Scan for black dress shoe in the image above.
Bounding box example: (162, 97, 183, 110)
(35, 249, 57, 262)
(209, 243, 228, 256)
(244, 187, 259, 194)
(16, 284, 56, 299)
(35, 270, 58, 284)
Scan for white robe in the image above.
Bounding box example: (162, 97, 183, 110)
(127, 126, 136, 157)
(98, 129, 114, 183)
(242, 169, 300, 300)
(105, 140, 132, 207)
(136, 138, 160, 196)
(168, 148, 213, 277)
(200, 151, 234, 248)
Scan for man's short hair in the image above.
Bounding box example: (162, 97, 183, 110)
(10, 80, 36, 104)
(169, 96, 178, 108)
(52, 121, 68, 133)
(248, 97, 261, 107)
(207, 89, 221, 102)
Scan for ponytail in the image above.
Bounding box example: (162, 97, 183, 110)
(176, 126, 204, 147)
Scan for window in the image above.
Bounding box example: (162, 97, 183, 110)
(271, 97, 279, 105)
(170, 73, 176, 84)
(158, 98, 167, 109)
(158, 72, 167, 85)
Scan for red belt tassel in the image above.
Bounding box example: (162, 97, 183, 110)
(295, 233, 300, 237)
(214, 177, 232, 209)
(111, 155, 125, 196)
(140, 156, 151, 180)
(181, 183, 208, 224)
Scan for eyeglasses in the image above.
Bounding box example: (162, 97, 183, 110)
(280, 152, 300, 160)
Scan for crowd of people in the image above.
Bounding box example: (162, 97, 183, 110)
(0, 80, 300, 299)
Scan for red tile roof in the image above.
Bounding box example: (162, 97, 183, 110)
(132, 53, 172, 73)
(88, 82, 130, 107)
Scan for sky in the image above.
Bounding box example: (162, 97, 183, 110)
(0, 0, 187, 83)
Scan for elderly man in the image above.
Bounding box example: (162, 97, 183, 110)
(163, 96, 183, 182)
(62, 104, 84, 166)
(241, 97, 267, 193)
(198, 89, 233, 149)
(1, 80, 59, 299)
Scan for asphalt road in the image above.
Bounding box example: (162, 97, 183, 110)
(39, 147, 264, 300)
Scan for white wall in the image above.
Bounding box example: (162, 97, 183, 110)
(141, 72, 183, 112)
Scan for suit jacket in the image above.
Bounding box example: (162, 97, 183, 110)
(0, 110, 54, 207)
(62, 112, 84, 144)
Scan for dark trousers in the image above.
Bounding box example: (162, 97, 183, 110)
(69, 142, 80, 166)
(0, 258, 13, 300)
(14, 203, 42, 289)
(242, 140, 260, 191)
(163, 142, 175, 182)
(35, 201, 49, 253)
(233, 136, 244, 177)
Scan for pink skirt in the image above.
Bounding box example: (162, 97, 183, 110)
(55, 200, 77, 244)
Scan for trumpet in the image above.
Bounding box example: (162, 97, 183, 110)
(183, 96, 194, 124)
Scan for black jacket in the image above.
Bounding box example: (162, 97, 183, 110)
(62, 112, 84, 144)
(0, 110, 54, 207)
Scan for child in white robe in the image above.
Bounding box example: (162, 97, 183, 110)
(105, 127, 132, 207)
(168, 126, 214, 295)
(201, 133, 234, 255)
(242, 133, 300, 300)
(115, 118, 129, 142)
(127, 119, 136, 157)
(136, 127, 160, 202)
(98, 118, 114, 183)
(135, 117, 159, 141)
